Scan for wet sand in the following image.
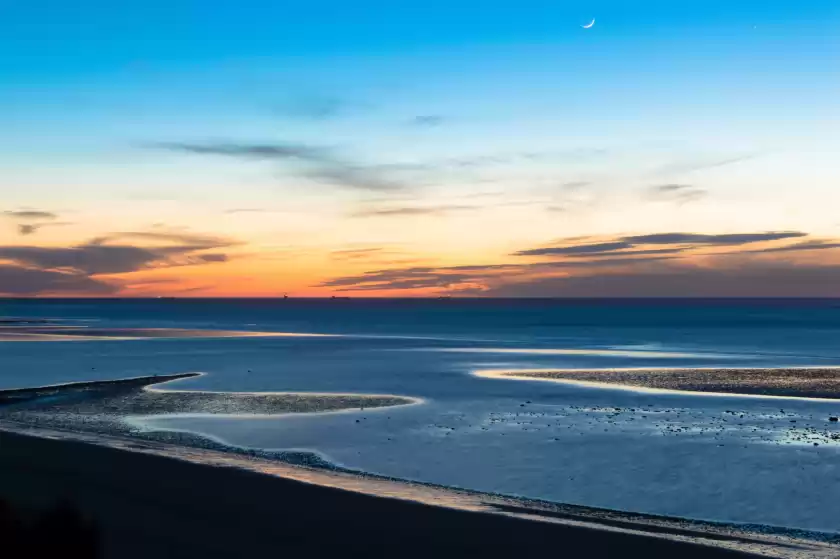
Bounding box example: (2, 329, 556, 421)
(2, 427, 835, 558)
(0, 374, 419, 466)
(0, 326, 332, 341)
(1, 375, 838, 557)
(478, 368, 840, 399)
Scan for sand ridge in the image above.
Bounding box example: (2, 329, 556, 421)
(475, 367, 840, 400)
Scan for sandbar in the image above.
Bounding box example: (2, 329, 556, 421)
(477, 367, 840, 399)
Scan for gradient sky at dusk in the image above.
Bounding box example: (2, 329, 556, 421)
(2, 1, 839, 296)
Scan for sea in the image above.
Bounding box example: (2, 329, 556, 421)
(2, 298, 840, 534)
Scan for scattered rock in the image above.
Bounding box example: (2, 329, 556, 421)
(829, 417, 838, 422)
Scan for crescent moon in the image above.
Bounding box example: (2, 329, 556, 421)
(582, 19, 595, 29)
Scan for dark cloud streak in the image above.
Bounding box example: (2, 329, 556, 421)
(623, 231, 806, 246)
(4, 210, 57, 220)
(645, 184, 707, 205)
(152, 141, 405, 191)
(0, 266, 117, 296)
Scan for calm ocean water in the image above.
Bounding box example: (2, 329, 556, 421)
(3, 298, 840, 532)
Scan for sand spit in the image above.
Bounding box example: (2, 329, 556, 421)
(477, 367, 840, 400)
(0, 373, 419, 448)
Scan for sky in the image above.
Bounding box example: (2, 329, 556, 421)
(1, 0, 839, 297)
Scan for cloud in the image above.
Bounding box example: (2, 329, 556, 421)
(91, 231, 234, 249)
(320, 229, 840, 295)
(154, 142, 328, 161)
(4, 210, 57, 220)
(152, 140, 614, 196)
(279, 95, 348, 120)
(411, 115, 446, 127)
(16, 222, 73, 237)
(521, 247, 686, 258)
(18, 224, 40, 236)
(654, 154, 760, 177)
(622, 231, 806, 246)
(4, 210, 67, 236)
(352, 205, 479, 217)
(515, 231, 808, 261)
(0, 229, 237, 295)
(224, 208, 269, 215)
(154, 141, 406, 191)
(197, 253, 228, 263)
(322, 248, 840, 296)
(486, 261, 840, 298)
(645, 184, 708, 205)
(320, 267, 478, 291)
(516, 241, 634, 256)
(330, 248, 393, 261)
(0, 245, 175, 275)
(743, 240, 840, 254)
(0, 231, 236, 277)
(319, 257, 676, 292)
(0, 265, 117, 296)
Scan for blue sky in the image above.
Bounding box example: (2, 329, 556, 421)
(1, 1, 840, 296)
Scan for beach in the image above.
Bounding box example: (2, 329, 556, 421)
(3, 300, 840, 545)
(3, 426, 835, 558)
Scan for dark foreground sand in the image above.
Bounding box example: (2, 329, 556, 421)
(478, 368, 840, 399)
(3, 428, 836, 559)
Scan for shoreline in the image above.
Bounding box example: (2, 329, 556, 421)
(3, 372, 840, 556)
(1, 422, 836, 558)
(0, 325, 338, 342)
(0, 373, 421, 470)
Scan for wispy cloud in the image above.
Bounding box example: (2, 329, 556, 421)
(410, 115, 446, 127)
(623, 231, 806, 246)
(320, 267, 479, 291)
(645, 184, 707, 205)
(4, 210, 57, 220)
(275, 95, 362, 120)
(319, 256, 676, 292)
(18, 224, 41, 236)
(486, 261, 840, 298)
(0, 229, 237, 295)
(330, 247, 392, 260)
(319, 229, 840, 295)
(151, 138, 617, 197)
(0, 265, 117, 296)
(3, 210, 71, 236)
(152, 141, 407, 191)
(516, 241, 633, 256)
(743, 240, 840, 254)
(352, 205, 479, 217)
(90, 230, 235, 249)
(653, 154, 760, 177)
(514, 231, 806, 259)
